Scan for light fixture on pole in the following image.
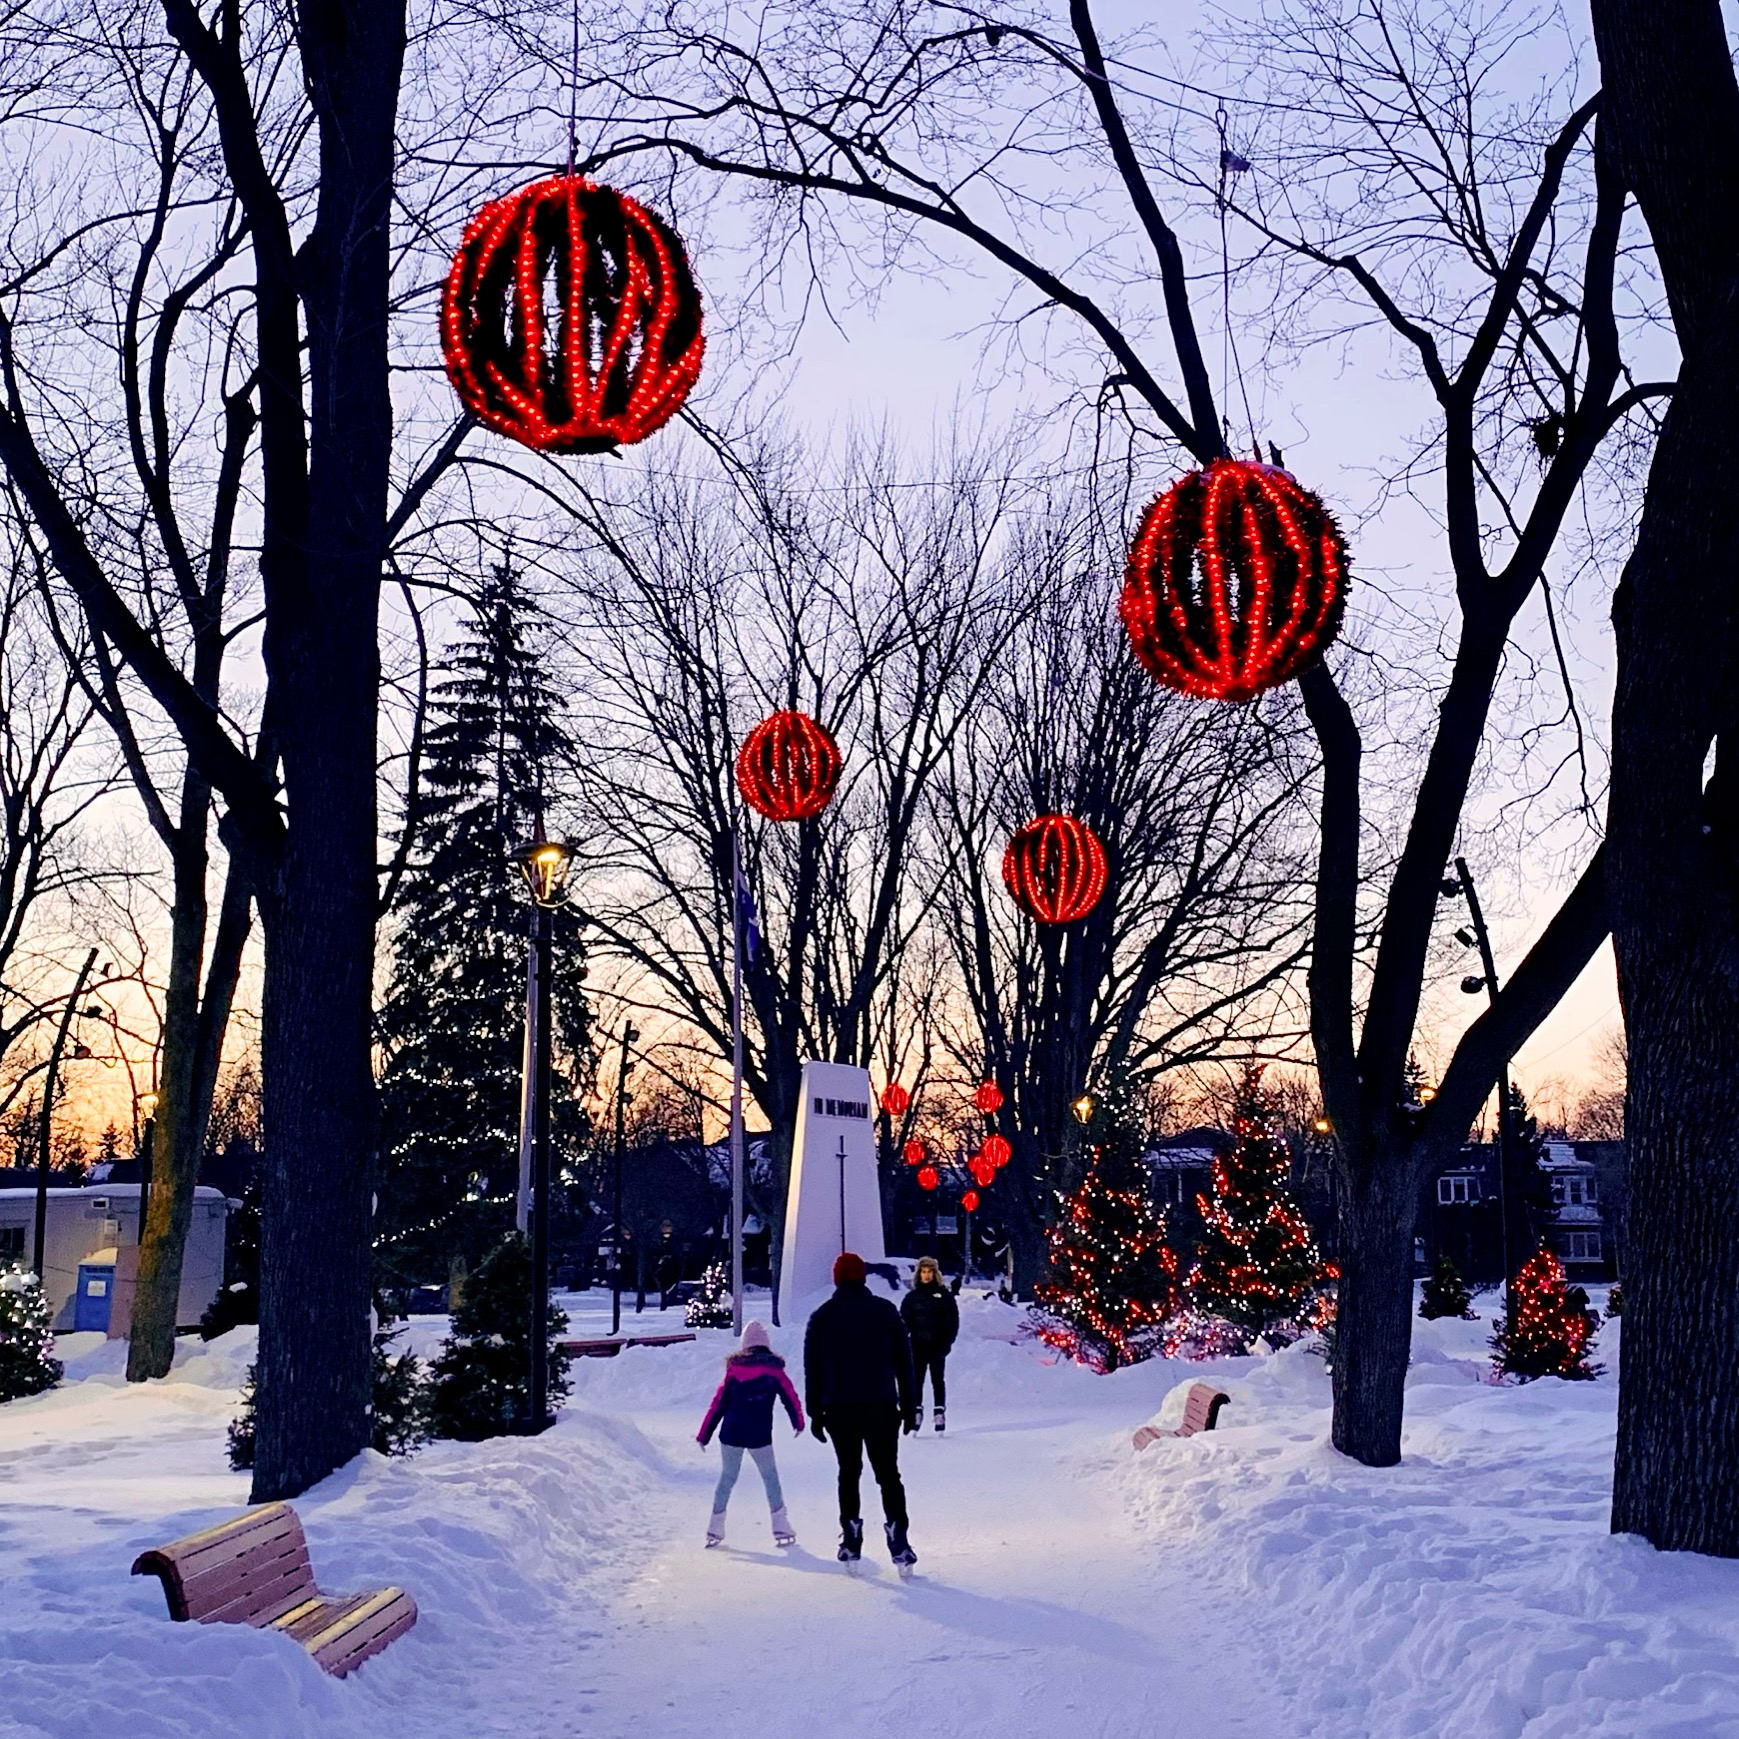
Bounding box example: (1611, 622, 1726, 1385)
(1070, 1092, 1095, 1126)
(511, 830, 574, 1436)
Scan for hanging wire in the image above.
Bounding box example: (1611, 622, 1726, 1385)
(1215, 106, 1259, 459)
(565, 0, 580, 177)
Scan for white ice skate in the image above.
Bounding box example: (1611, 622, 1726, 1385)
(770, 1506, 797, 1548)
(705, 1511, 727, 1548)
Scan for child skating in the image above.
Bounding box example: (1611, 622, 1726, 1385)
(696, 1320, 804, 1548)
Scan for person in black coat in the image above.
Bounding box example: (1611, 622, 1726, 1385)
(804, 1250, 918, 1567)
(900, 1256, 959, 1432)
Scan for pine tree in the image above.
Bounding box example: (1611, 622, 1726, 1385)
(685, 1261, 734, 1328)
(0, 1264, 61, 1400)
(426, 1233, 572, 1440)
(1033, 1074, 1179, 1372)
(376, 562, 594, 1287)
(1491, 1247, 1601, 1381)
(1419, 1253, 1475, 1320)
(1184, 1068, 1334, 1351)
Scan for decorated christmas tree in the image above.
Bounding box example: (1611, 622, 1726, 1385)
(1419, 1253, 1475, 1320)
(1033, 1074, 1179, 1372)
(0, 1264, 62, 1401)
(1491, 1247, 1601, 1381)
(1184, 1069, 1335, 1351)
(685, 1261, 734, 1329)
(426, 1232, 571, 1440)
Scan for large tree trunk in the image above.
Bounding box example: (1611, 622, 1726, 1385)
(1329, 1156, 1418, 1467)
(1592, 0, 1739, 1555)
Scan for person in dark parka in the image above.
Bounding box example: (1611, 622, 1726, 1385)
(804, 1251, 918, 1567)
(900, 1255, 959, 1432)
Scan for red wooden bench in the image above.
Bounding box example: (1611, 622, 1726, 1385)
(559, 1331, 698, 1358)
(132, 1503, 416, 1677)
(1132, 1382, 1230, 1451)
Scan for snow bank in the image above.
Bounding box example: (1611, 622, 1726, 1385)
(1117, 1308, 1739, 1738)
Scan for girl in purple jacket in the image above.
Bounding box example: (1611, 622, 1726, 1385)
(697, 1320, 804, 1547)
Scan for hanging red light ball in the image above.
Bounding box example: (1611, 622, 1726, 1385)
(980, 1133, 1012, 1170)
(735, 710, 843, 822)
(972, 1080, 1004, 1116)
(879, 1082, 911, 1117)
(962, 1189, 981, 1213)
(970, 1156, 997, 1188)
(903, 1138, 927, 1168)
(442, 176, 704, 455)
(1001, 815, 1109, 925)
(917, 1164, 940, 1192)
(1120, 458, 1349, 703)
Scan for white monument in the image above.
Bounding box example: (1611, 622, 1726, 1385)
(778, 1060, 886, 1320)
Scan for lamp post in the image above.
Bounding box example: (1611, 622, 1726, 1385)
(512, 832, 573, 1435)
(609, 1022, 637, 1336)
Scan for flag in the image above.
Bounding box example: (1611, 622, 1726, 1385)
(734, 856, 760, 965)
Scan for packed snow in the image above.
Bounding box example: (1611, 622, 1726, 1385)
(3, 1284, 1737, 1739)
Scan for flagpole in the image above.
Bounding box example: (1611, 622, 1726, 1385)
(730, 828, 746, 1338)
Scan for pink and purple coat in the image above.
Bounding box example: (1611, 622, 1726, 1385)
(697, 1347, 805, 1450)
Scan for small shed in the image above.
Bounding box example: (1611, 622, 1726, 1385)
(0, 1185, 230, 1333)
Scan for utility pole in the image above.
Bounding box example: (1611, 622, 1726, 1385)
(610, 1022, 637, 1336)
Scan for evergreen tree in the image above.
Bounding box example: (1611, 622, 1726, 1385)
(0, 1264, 61, 1400)
(1033, 1074, 1179, 1371)
(1184, 1069, 1334, 1351)
(376, 562, 593, 1287)
(426, 1233, 572, 1440)
(1491, 1247, 1601, 1381)
(685, 1260, 734, 1328)
(1419, 1253, 1476, 1320)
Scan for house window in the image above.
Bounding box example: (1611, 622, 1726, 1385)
(1551, 1178, 1566, 1205)
(0, 1226, 22, 1260)
(1567, 1178, 1585, 1206)
(1437, 1175, 1477, 1205)
(1586, 1178, 1599, 1204)
(1563, 1231, 1602, 1262)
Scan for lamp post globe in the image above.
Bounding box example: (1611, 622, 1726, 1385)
(513, 834, 575, 908)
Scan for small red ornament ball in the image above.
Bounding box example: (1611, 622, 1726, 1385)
(442, 176, 704, 455)
(970, 1156, 997, 1187)
(962, 1189, 981, 1213)
(1120, 458, 1349, 702)
(903, 1139, 927, 1168)
(980, 1133, 1011, 1169)
(917, 1164, 940, 1192)
(972, 1079, 1004, 1116)
(879, 1082, 911, 1117)
(1001, 815, 1108, 925)
(736, 710, 842, 822)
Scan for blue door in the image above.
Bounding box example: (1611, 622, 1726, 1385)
(74, 1264, 114, 1332)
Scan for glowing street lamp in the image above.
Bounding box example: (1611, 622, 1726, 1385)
(1070, 1093, 1095, 1126)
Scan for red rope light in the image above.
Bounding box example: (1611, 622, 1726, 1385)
(917, 1164, 940, 1192)
(879, 1082, 910, 1117)
(972, 1080, 1004, 1116)
(736, 710, 843, 822)
(903, 1139, 926, 1168)
(970, 1155, 996, 1187)
(1120, 459, 1349, 702)
(442, 176, 704, 455)
(1001, 815, 1108, 924)
(962, 1189, 980, 1213)
(980, 1133, 1011, 1169)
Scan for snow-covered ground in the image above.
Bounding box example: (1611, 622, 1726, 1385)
(4, 1287, 1738, 1739)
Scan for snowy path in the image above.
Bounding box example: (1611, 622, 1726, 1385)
(581, 1354, 1281, 1739)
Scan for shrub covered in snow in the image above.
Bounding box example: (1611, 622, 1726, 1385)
(0, 1264, 61, 1401)
(1419, 1254, 1476, 1320)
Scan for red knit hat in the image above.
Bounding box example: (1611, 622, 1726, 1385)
(833, 1251, 867, 1286)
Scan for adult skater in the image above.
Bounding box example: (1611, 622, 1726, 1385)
(900, 1256, 959, 1432)
(804, 1251, 919, 1569)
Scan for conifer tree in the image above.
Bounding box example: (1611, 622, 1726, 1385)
(685, 1260, 734, 1328)
(0, 1264, 61, 1400)
(1419, 1253, 1475, 1320)
(1185, 1069, 1334, 1351)
(1491, 1247, 1601, 1381)
(1033, 1074, 1179, 1371)
(376, 563, 593, 1286)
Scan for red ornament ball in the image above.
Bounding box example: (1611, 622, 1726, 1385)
(962, 1189, 981, 1213)
(1120, 458, 1349, 702)
(903, 1139, 927, 1168)
(1001, 815, 1108, 925)
(442, 176, 704, 454)
(972, 1080, 1004, 1116)
(736, 710, 842, 822)
(879, 1082, 911, 1117)
(917, 1164, 940, 1192)
(980, 1133, 1012, 1169)
(970, 1156, 996, 1187)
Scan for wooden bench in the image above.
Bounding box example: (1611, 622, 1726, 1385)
(1132, 1382, 1230, 1451)
(559, 1331, 697, 1358)
(132, 1503, 416, 1677)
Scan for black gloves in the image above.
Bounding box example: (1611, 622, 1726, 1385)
(903, 1411, 919, 1435)
(811, 1415, 827, 1442)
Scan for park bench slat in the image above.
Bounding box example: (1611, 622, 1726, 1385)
(1131, 1382, 1231, 1451)
(132, 1502, 416, 1677)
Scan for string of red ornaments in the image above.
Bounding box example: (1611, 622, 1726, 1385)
(972, 1080, 1003, 1115)
(879, 1082, 910, 1117)
(1120, 458, 1348, 703)
(1001, 814, 1108, 924)
(442, 176, 704, 455)
(736, 710, 842, 822)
